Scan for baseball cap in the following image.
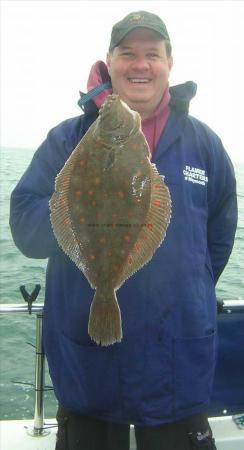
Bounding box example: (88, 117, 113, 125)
(109, 11, 170, 51)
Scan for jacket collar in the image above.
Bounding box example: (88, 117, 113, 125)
(151, 111, 186, 163)
(78, 60, 197, 117)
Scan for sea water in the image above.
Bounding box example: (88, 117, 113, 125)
(0, 146, 243, 420)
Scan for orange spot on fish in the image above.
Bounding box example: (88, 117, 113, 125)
(154, 184, 162, 189)
(112, 223, 117, 229)
(64, 219, 70, 226)
(123, 235, 130, 241)
(92, 201, 97, 207)
(79, 217, 85, 224)
(153, 200, 161, 208)
(134, 198, 141, 203)
(132, 144, 139, 150)
(108, 251, 112, 257)
(79, 160, 86, 167)
(147, 223, 153, 231)
(74, 190, 82, 198)
(89, 254, 96, 261)
(117, 191, 124, 199)
(95, 177, 101, 185)
(88, 191, 93, 196)
(140, 160, 145, 164)
(99, 237, 106, 244)
(136, 170, 142, 177)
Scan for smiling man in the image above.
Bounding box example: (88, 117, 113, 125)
(106, 27, 173, 119)
(10, 10, 237, 450)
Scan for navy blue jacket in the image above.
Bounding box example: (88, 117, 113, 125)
(10, 82, 237, 425)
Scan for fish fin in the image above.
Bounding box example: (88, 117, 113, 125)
(88, 289, 122, 346)
(116, 164, 171, 286)
(49, 142, 91, 280)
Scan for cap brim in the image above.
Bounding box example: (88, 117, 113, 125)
(112, 25, 168, 49)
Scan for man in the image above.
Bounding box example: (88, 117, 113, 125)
(10, 11, 237, 450)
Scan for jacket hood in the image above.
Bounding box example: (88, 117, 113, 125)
(169, 81, 197, 114)
(78, 60, 197, 115)
(78, 61, 112, 113)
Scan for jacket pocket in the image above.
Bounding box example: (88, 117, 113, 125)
(58, 332, 119, 413)
(173, 331, 216, 413)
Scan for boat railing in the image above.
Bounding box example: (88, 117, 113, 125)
(0, 296, 244, 437)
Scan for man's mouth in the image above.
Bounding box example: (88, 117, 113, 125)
(127, 78, 151, 84)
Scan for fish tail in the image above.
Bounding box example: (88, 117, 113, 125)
(88, 289, 122, 346)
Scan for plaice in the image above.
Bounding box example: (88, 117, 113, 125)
(49, 94, 171, 346)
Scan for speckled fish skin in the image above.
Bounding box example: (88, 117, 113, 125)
(49, 94, 171, 346)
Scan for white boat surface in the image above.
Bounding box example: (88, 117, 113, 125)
(0, 416, 244, 450)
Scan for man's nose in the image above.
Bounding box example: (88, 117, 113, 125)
(131, 56, 150, 71)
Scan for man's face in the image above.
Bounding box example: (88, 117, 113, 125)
(106, 28, 173, 119)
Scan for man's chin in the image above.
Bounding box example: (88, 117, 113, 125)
(124, 96, 151, 106)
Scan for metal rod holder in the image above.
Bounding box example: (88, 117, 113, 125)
(0, 303, 50, 437)
(27, 312, 50, 437)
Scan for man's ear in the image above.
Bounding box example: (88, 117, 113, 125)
(106, 52, 111, 75)
(168, 55, 173, 72)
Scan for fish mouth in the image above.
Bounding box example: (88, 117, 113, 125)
(97, 94, 140, 135)
(127, 78, 152, 84)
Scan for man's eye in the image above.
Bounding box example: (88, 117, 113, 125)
(147, 53, 159, 59)
(121, 52, 134, 57)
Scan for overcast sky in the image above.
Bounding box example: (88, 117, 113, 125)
(1, 0, 244, 162)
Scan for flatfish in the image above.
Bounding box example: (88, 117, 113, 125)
(49, 94, 171, 346)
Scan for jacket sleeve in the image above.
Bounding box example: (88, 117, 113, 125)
(207, 135, 237, 284)
(9, 117, 82, 259)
